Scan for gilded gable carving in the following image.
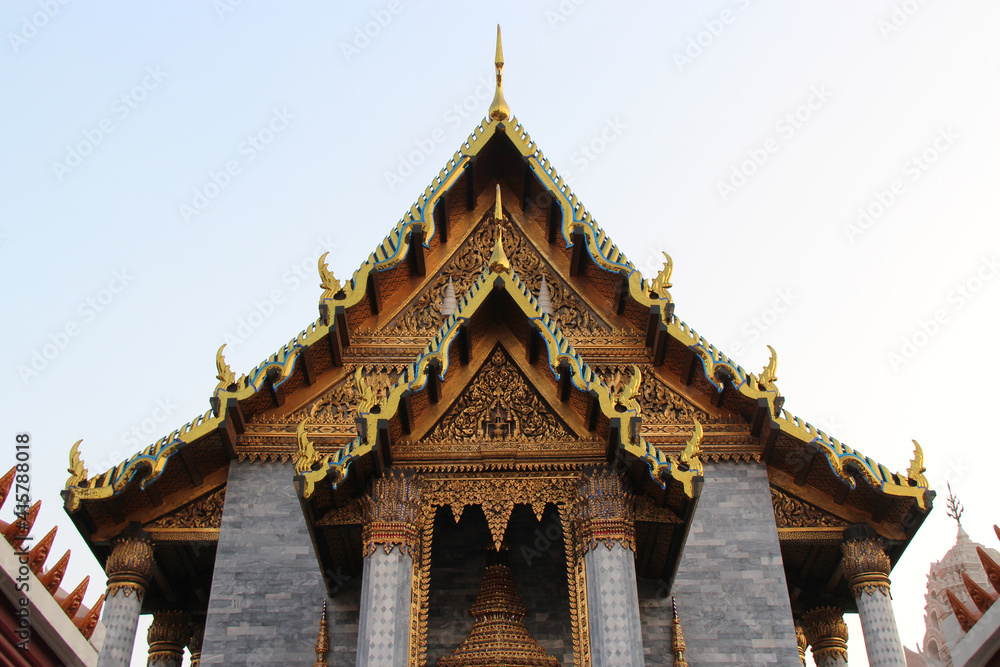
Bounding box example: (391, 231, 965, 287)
(771, 487, 848, 529)
(595, 364, 715, 425)
(423, 346, 573, 444)
(248, 364, 405, 427)
(148, 487, 226, 530)
(387, 219, 610, 336)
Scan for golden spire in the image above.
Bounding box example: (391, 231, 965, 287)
(489, 225, 511, 274)
(494, 183, 503, 221)
(313, 601, 329, 666)
(489, 25, 510, 121)
(672, 597, 688, 667)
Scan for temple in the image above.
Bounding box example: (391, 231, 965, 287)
(906, 492, 1000, 667)
(63, 27, 933, 666)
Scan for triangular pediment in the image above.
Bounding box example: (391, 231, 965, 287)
(382, 214, 613, 339)
(422, 344, 576, 445)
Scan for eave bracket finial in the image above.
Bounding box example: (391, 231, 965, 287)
(489, 25, 510, 121)
(907, 439, 928, 488)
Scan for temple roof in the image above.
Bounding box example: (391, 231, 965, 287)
(62, 31, 933, 605)
(63, 107, 930, 522)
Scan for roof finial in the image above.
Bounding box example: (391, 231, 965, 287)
(947, 483, 964, 527)
(489, 226, 511, 274)
(489, 25, 510, 121)
(672, 597, 688, 667)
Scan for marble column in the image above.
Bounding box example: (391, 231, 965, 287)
(146, 611, 190, 667)
(800, 607, 849, 666)
(578, 469, 644, 667)
(97, 537, 155, 667)
(355, 472, 421, 667)
(842, 529, 905, 667)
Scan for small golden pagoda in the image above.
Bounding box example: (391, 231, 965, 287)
(439, 548, 559, 667)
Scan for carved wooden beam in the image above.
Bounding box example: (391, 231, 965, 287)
(301, 347, 317, 386)
(435, 195, 449, 244)
(400, 392, 414, 435)
(409, 228, 426, 276)
(145, 483, 163, 508)
(264, 369, 285, 408)
(794, 445, 818, 486)
(178, 447, 204, 487)
(570, 228, 586, 276)
(613, 271, 628, 315)
(367, 272, 382, 315)
(558, 360, 572, 402)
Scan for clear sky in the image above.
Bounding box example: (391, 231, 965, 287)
(3, 1, 999, 664)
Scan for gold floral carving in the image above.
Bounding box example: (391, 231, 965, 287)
(770, 488, 848, 529)
(148, 488, 225, 530)
(800, 606, 849, 663)
(250, 364, 403, 426)
(634, 496, 683, 524)
(147, 611, 191, 665)
(841, 538, 892, 597)
(361, 472, 422, 556)
(387, 219, 610, 335)
(423, 347, 572, 445)
(594, 365, 714, 425)
(411, 473, 590, 666)
(105, 537, 154, 599)
(576, 470, 635, 553)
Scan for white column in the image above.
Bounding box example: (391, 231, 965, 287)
(97, 538, 154, 667)
(577, 470, 644, 667)
(354, 472, 421, 667)
(842, 530, 905, 667)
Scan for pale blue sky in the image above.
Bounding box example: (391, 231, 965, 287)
(3, 2, 999, 664)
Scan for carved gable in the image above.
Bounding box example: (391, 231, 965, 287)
(384, 217, 612, 337)
(421, 345, 576, 446)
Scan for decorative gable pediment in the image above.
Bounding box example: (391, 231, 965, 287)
(420, 344, 580, 448)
